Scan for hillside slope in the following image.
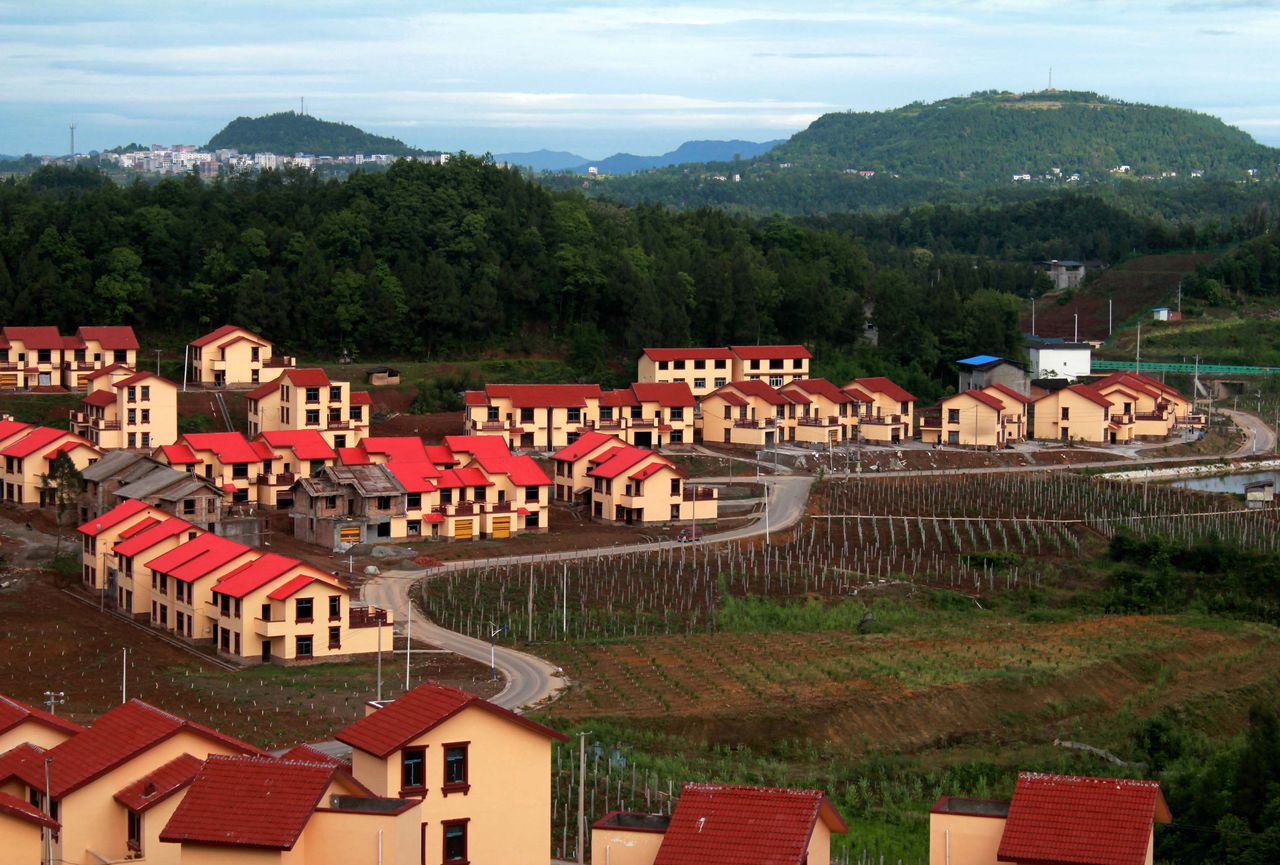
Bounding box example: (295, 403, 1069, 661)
(770, 90, 1279, 181)
(206, 111, 426, 156)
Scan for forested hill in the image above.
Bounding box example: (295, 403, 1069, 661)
(206, 112, 427, 156)
(0, 160, 1060, 399)
(771, 90, 1279, 181)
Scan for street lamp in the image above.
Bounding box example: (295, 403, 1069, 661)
(488, 623, 506, 679)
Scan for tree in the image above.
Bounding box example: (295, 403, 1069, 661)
(39, 451, 84, 557)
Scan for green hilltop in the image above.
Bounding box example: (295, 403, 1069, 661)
(206, 111, 427, 156)
(768, 89, 1280, 181)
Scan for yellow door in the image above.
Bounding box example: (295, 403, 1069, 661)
(455, 519, 473, 541)
(492, 516, 511, 539)
(339, 526, 361, 545)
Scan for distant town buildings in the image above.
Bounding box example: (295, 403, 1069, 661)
(94, 146, 452, 177)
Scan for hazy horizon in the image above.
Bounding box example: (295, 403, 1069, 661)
(4, 1, 1280, 157)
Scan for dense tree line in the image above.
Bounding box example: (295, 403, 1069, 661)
(0, 161, 1036, 398)
(1182, 228, 1280, 304)
(206, 111, 427, 156)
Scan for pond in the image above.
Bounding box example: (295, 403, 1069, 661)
(1164, 470, 1280, 494)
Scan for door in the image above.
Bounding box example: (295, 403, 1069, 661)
(455, 519, 473, 541)
(38, 372, 51, 386)
(634, 431, 653, 448)
(261, 640, 272, 662)
(491, 516, 511, 539)
(338, 525, 361, 545)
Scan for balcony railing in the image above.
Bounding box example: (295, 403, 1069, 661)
(263, 355, 296, 368)
(350, 606, 390, 629)
(1134, 411, 1165, 421)
(256, 471, 297, 486)
(62, 361, 95, 371)
(0, 362, 18, 371)
(860, 414, 901, 425)
(733, 418, 760, 429)
(598, 419, 623, 430)
(1110, 413, 1134, 424)
(797, 415, 838, 427)
(473, 420, 507, 431)
(630, 419, 655, 428)
(326, 421, 350, 431)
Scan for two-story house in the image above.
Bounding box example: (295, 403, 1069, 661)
(847, 377, 917, 444)
(637, 345, 812, 397)
(336, 682, 568, 865)
(463, 384, 604, 450)
(245, 368, 369, 447)
(155, 432, 277, 504)
(0, 420, 100, 507)
(597, 383, 697, 447)
(920, 390, 1009, 448)
(698, 380, 802, 447)
(144, 532, 261, 642)
(188, 325, 294, 388)
(556, 438, 718, 525)
(252, 429, 339, 508)
(1031, 384, 1121, 443)
(0, 326, 66, 389)
(729, 344, 813, 387)
(70, 367, 178, 451)
(61, 326, 140, 389)
(779, 378, 857, 445)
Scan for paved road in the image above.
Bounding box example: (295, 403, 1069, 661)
(1224, 409, 1277, 455)
(363, 474, 813, 713)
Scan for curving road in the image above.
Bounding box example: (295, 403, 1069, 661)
(363, 474, 813, 712)
(1224, 409, 1277, 455)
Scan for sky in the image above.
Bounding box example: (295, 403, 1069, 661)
(3, 0, 1280, 158)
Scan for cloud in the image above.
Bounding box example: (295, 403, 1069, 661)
(752, 51, 886, 59)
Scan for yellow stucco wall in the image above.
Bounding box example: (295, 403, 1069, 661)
(0, 812, 45, 865)
(1032, 390, 1111, 443)
(928, 812, 1005, 865)
(590, 825, 665, 865)
(807, 820, 833, 865)
(0, 721, 78, 754)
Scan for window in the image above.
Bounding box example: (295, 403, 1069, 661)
(670, 407, 684, 421)
(402, 748, 426, 792)
(407, 492, 422, 509)
(329, 408, 342, 424)
(723, 406, 731, 420)
(232, 463, 249, 479)
(251, 346, 260, 362)
(770, 358, 783, 370)
(443, 821, 468, 864)
(37, 349, 51, 364)
(128, 408, 137, 425)
(306, 410, 320, 425)
(948, 431, 960, 444)
(141, 409, 150, 423)
(305, 387, 320, 403)
(443, 743, 470, 794)
(141, 433, 150, 448)
(947, 409, 960, 424)
(349, 406, 362, 422)
(328, 626, 341, 649)
(715, 359, 727, 369)
(694, 359, 706, 370)
(376, 495, 392, 510)
(520, 408, 534, 424)
(714, 377, 727, 388)
(525, 486, 540, 502)
(296, 634, 313, 658)
(673, 360, 685, 370)
(473, 487, 486, 502)
(658, 360, 669, 371)
(1061, 407, 1070, 421)
(127, 810, 142, 853)
(219, 594, 230, 617)
(693, 378, 706, 389)
(296, 598, 313, 622)
(329, 386, 342, 402)
(329, 595, 341, 620)
(671, 478, 681, 496)
(127, 433, 137, 448)
(670, 429, 684, 443)
(567, 408, 581, 423)
(127, 386, 137, 402)
(769, 375, 783, 387)
(141, 386, 150, 401)
(600, 407, 612, 421)
(750, 359, 761, 371)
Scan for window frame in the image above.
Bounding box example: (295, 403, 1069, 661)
(442, 741, 471, 795)
(441, 819, 469, 864)
(401, 747, 428, 795)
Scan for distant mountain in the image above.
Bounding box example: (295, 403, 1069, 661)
(572, 139, 783, 174)
(768, 90, 1280, 181)
(494, 149, 589, 171)
(206, 111, 426, 157)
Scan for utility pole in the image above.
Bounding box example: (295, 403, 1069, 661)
(121, 649, 128, 703)
(1073, 312, 1078, 343)
(1108, 298, 1112, 336)
(154, 349, 162, 375)
(577, 731, 591, 865)
(376, 617, 383, 702)
(405, 600, 412, 694)
(69, 123, 75, 161)
(1135, 323, 1142, 375)
(43, 757, 54, 865)
(488, 623, 505, 680)
(43, 691, 65, 715)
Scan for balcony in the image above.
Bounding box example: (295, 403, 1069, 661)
(254, 617, 290, 638)
(473, 420, 507, 431)
(598, 419, 623, 430)
(350, 606, 390, 629)
(62, 361, 95, 371)
(490, 500, 512, 513)
(1110, 413, 1134, 424)
(860, 414, 901, 426)
(326, 421, 350, 431)
(263, 355, 296, 369)
(1134, 411, 1165, 421)
(630, 418, 655, 428)
(0, 362, 18, 371)
(256, 471, 297, 486)
(94, 419, 121, 431)
(733, 418, 760, 429)
(210, 358, 227, 371)
(683, 488, 717, 501)
(797, 415, 838, 427)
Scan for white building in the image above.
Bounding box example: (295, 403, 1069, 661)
(1025, 335, 1092, 381)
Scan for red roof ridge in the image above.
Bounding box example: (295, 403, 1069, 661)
(0, 694, 86, 737)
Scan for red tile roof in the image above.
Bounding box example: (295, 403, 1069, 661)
(77, 326, 139, 350)
(782, 378, 852, 404)
(1058, 384, 1114, 410)
(654, 783, 847, 865)
(445, 436, 551, 486)
(282, 368, 332, 388)
(183, 432, 272, 465)
(2, 326, 64, 350)
(113, 517, 192, 558)
(157, 443, 201, 465)
(82, 389, 117, 408)
(985, 383, 1030, 405)
(213, 553, 299, 599)
(44, 440, 92, 461)
(442, 435, 511, 460)
(0, 700, 260, 799)
(600, 389, 639, 408)
(710, 389, 748, 407)
(191, 325, 265, 348)
(114, 753, 203, 813)
(996, 773, 1170, 865)
(146, 534, 254, 583)
(955, 389, 1007, 412)
(588, 446, 655, 480)
(258, 430, 337, 461)
(337, 447, 372, 466)
(358, 437, 429, 463)
(160, 755, 336, 850)
(482, 383, 603, 408)
(630, 382, 697, 407)
(631, 460, 681, 481)
(0, 790, 58, 830)
(117, 516, 161, 539)
(112, 371, 175, 390)
(267, 574, 316, 600)
(643, 347, 736, 362)
(435, 467, 493, 489)
(852, 377, 917, 403)
(383, 461, 441, 494)
(84, 363, 130, 382)
(349, 391, 372, 406)
(1, 427, 90, 459)
(424, 445, 457, 466)
(502, 454, 552, 486)
(78, 500, 153, 536)
(552, 431, 622, 463)
(336, 682, 567, 758)
(729, 344, 813, 361)
(0, 695, 85, 739)
(0, 420, 32, 442)
(724, 380, 791, 406)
